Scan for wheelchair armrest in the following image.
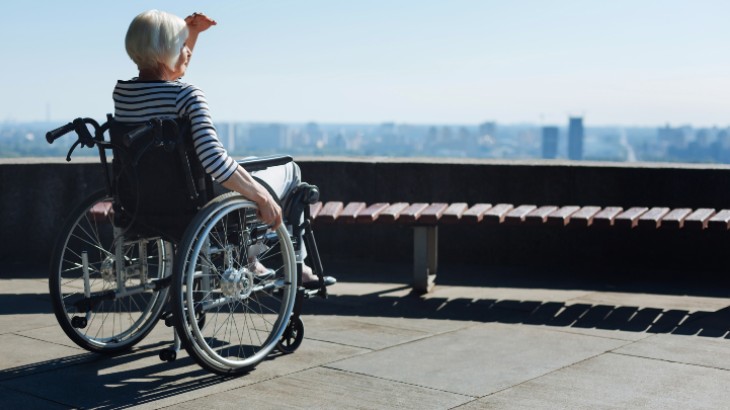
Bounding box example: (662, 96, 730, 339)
(237, 155, 293, 172)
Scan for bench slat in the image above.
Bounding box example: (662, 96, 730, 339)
(482, 203, 513, 224)
(614, 207, 648, 229)
(337, 202, 367, 223)
(568, 206, 602, 227)
(356, 202, 390, 223)
(503, 205, 537, 225)
(592, 207, 624, 228)
(315, 201, 344, 223)
(462, 203, 494, 224)
(660, 208, 692, 229)
(377, 202, 411, 223)
(525, 205, 559, 225)
(309, 202, 323, 219)
(684, 208, 716, 230)
(546, 205, 581, 226)
(637, 207, 670, 229)
(400, 203, 431, 223)
(418, 203, 450, 225)
(440, 202, 469, 224)
(708, 209, 730, 231)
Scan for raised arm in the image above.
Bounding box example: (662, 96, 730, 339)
(184, 12, 217, 53)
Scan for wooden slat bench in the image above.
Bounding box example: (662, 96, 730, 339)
(311, 201, 728, 293)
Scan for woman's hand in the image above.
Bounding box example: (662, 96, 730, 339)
(184, 12, 216, 53)
(185, 12, 217, 34)
(256, 192, 283, 229)
(219, 166, 283, 229)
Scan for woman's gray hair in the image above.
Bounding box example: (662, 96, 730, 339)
(125, 10, 188, 71)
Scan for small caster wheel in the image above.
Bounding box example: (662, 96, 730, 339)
(71, 316, 87, 329)
(164, 315, 174, 327)
(277, 316, 304, 354)
(159, 349, 177, 362)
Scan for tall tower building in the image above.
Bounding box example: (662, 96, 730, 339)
(568, 117, 584, 160)
(541, 126, 559, 159)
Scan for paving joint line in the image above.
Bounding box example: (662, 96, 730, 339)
(472, 348, 623, 402)
(610, 351, 730, 372)
(320, 365, 475, 400)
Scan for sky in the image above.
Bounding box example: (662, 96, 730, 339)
(3, 0, 730, 126)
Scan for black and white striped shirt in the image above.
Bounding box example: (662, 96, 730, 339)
(113, 79, 238, 182)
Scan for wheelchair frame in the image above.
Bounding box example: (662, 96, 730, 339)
(46, 116, 328, 375)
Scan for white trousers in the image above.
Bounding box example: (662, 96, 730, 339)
(251, 161, 307, 262)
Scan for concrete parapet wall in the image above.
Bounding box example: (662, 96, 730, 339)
(3, 157, 730, 273)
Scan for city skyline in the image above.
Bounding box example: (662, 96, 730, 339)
(3, 1, 730, 126)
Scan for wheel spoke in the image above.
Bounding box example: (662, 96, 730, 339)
(175, 196, 297, 373)
(50, 192, 170, 353)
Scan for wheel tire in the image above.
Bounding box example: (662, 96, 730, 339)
(49, 189, 171, 354)
(172, 193, 298, 375)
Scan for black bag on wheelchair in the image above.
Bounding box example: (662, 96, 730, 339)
(109, 117, 212, 242)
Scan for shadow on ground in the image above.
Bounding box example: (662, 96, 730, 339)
(304, 259, 730, 339)
(0, 340, 235, 409)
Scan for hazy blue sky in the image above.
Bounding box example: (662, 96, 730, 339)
(3, 1, 730, 126)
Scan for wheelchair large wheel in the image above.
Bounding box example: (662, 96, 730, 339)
(49, 189, 172, 353)
(172, 193, 298, 375)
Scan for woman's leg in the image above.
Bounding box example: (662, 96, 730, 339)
(251, 162, 320, 282)
(251, 161, 301, 200)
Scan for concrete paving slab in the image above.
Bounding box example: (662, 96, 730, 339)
(569, 291, 730, 313)
(322, 281, 412, 297)
(0, 313, 57, 335)
(303, 315, 433, 349)
(16, 314, 178, 352)
(1, 338, 368, 409)
(176, 367, 473, 410)
(0, 333, 85, 380)
(331, 315, 472, 335)
(330, 323, 630, 397)
(615, 333, 730, 370)
(541, 326, 650, 342)
(0, 278, 49, 294)
(426, 285, 593, 305)
(3, 264, 730, 409)
(461, 352, 730, 409)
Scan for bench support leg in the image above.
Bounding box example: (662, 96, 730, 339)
(413, 226, 437, 293)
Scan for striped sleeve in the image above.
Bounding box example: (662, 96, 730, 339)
(176, 85, 238, 182)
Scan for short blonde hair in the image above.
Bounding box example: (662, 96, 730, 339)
(125, 10, 188, 71)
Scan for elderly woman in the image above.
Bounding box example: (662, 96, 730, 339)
(116, 10, 331, 287)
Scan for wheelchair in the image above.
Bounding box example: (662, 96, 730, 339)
(45, 115, 329, 375)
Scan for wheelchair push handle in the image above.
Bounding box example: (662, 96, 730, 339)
(46, 122, 75, 144)
(46, 117, 104, 162)
(123, 122, 155, 147)
(46, 118, 100, 146)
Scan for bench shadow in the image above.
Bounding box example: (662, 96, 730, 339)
(305, 292, 730, 338)
(307, 261, 730, 339)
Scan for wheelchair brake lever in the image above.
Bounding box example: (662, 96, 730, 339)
(65, 140, 83, 162)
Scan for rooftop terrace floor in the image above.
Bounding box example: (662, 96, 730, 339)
(2, 262, 730, 409)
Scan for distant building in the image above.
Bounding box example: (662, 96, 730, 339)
(657, 124, 688, 147)
(479, 121, 496, 137)
(541, 126, 559, 159)
(568, 117, 584, 160)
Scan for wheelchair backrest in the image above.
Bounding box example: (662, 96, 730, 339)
(109, 117, 213, 242)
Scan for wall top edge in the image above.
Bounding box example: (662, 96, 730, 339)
(3, 156, 730, 171)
